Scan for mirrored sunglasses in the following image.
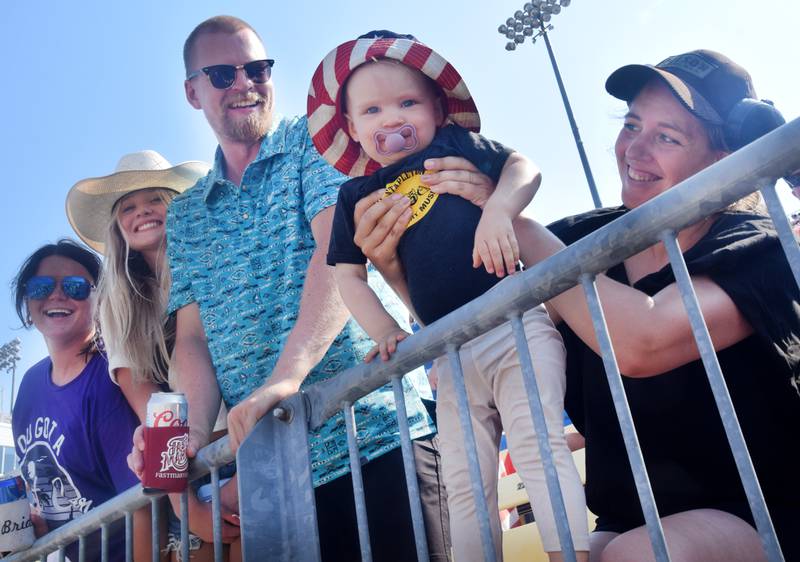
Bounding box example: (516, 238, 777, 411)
(186, 59, 274, 90)
(25, 276, 94, 301)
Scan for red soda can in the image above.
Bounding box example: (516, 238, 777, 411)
(143, 392, 189, 493)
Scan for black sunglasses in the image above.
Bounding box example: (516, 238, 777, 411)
(186, 59, 274, 90)
(25, 276, 94, 301)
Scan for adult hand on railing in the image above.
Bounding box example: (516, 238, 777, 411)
(227, 378, 301, 453)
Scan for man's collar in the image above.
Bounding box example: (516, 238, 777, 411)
(202, 146, 230, 201)
(202, 116, 288, 202)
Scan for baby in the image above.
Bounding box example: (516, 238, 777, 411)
(308, 30, 588, 561)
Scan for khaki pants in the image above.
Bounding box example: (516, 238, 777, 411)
(435, 305, 589, 561)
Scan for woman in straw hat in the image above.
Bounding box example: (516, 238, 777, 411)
(67, 150, 209, 416)
(67, 150, 239, 559)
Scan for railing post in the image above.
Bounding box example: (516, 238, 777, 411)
(659, 231, 784, 562)
(237, 392, 320, 561)
(343, 401, 373, 562)
(210, 466, 224, 562)
(446, 346, 498, 562)
(390, 376, 430, 562)
(509, 313, 576, 562)
(760, 182, 800, 288)
(580, 274, 671, 562)
(179, 491, 189, 562)
(150, 496, 159, 562)
(124, 511, 132, 562)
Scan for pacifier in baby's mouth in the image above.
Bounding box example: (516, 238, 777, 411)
(374, 124, 418, 156)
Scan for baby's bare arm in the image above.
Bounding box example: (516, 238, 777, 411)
(335, 263, 411, 362)
(335, 263, 403, 339)
(487, 152, 542, 217)
(474, 153, 542, 276)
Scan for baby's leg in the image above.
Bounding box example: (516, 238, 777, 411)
(435, 351, 504, 562)
(494, 306, 590, 559)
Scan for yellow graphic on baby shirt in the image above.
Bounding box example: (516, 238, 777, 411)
(383, 170, 438, 228)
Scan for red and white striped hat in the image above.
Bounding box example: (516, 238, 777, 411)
(307, 30, 481, 177)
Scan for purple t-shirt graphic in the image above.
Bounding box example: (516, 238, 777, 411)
(13, 352, 139, 561)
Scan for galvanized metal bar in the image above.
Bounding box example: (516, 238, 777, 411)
(446, 346, 497, 562)
(237, 392, 320, 561)
(78, 535, 85, 562)
(580, 274, 671, 562)
(391, 376, 430, 562)
(180, 491, 190, 562)
(124, 511, 132, 562)
(100, 524, 108, 562)
(509, 314, 576, 561)
(211, 466, 223, 562)
(58, 548, 65, 562)
(190, 435, 236, 480)
(660, 231, 784, 562)
(760, 181, 800, 289)
(306, 118, 800, 429)
(150, 496, 159, 562)
(344, 401, 373, 562)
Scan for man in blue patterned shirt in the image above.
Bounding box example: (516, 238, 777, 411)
(166, 15, 450, 561)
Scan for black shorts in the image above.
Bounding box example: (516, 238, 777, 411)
(315, 435, 451, 562)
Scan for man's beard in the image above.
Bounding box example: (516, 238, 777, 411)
(222, 94, 272, 143)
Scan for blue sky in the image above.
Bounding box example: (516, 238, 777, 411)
(1, 0, 797, 413)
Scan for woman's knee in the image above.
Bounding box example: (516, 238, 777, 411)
(597, 510, 767, 562)
(598, 529, 656, 562)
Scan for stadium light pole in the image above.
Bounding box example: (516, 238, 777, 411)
(0, 338, 22, 415)
(498, 0, 603, 209)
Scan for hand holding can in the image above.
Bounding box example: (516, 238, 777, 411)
(143, 392, 189, 494)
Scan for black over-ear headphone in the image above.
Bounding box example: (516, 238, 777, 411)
(724, 98, 786, 151)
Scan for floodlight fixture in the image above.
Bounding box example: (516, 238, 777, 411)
(497, 0, 602, 208)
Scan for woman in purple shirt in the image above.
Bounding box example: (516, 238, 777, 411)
(11, 239, 145, 561)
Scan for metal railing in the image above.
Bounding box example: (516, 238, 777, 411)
(9, 116, 800, 562)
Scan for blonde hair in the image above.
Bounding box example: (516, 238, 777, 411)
(97, 189, 176, 384)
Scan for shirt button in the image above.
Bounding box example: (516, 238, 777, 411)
(242, 212, 249, 220)
(242, 185, 247, 190)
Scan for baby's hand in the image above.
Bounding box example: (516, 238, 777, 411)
(473, 206, 519, 277)
(365, 328, 412, 363)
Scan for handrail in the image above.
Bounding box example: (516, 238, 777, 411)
(8, 116, 800, 561)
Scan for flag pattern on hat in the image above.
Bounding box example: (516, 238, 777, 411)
(308, 35, 481, 177)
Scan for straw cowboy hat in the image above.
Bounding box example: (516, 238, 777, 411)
(307, 30, 481, 177)
(66, 150, 209, 253)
